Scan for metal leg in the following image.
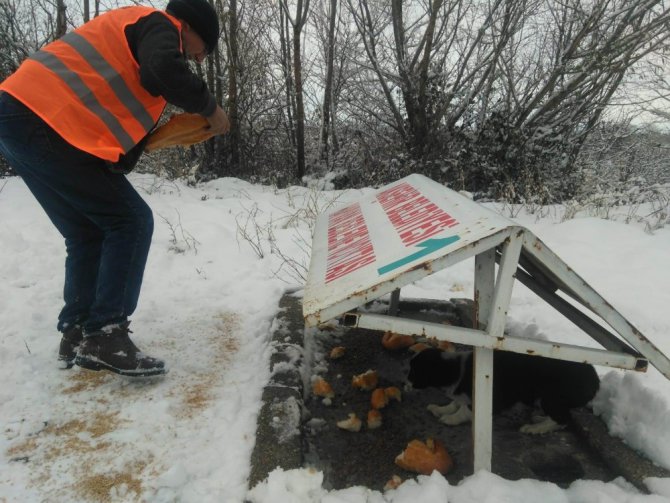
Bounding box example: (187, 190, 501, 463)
(473, 347, 493, 471)
(488, 236, 523, 338)
(473, 248, 495, 472)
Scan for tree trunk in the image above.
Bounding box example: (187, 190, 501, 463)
(56, 0, 67, 38)
(279, 6, 296, 149)
(319, 0, 337, 163)
(280, 0, 310, 181)
(293, 19, 306, 180)
(391, 0, 442, 156)
(227, 0, 240, 170)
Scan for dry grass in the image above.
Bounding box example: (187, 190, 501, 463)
(171, 313, 241, 418)
(76, 462, 147, 502)
(6, 410, 131, 501)
(61, 370, 112, 394)
(5, 311, 242, 501)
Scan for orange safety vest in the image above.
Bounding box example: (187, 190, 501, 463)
(0, 7, 182, 162)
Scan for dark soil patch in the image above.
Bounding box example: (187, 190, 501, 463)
(302, 301, 614, 491)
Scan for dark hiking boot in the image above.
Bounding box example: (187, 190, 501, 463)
(74, 322, 167, 377)
(58, 325, 83, 369)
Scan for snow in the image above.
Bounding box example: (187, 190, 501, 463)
(1, 174, 669, 502)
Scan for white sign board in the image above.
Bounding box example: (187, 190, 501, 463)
(303, 173, 670, 473)
(304, 174, 519, 326)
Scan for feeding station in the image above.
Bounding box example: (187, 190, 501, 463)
(303, 173, 670, 472)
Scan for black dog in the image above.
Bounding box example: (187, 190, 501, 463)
(408, 348, 600, 434)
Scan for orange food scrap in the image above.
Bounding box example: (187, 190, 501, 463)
(329, 346, 346, 359)
(384, 386, 402, 402)
(312, 377, 335, 399)
(367, 409, 382, 429)
(438, 340, 456, 352)
(336, 412, 362, 432)
(381, 331, 416, 350)
(427, 337, 456, 352)
(394, 438, 454, 475)
(371, 387, 389, 409)
(383, 475, 403, 491)
(352, 369, 378, 390)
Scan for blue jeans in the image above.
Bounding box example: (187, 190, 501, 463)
(0, 92, 153, 333)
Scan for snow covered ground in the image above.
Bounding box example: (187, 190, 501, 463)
(1, 174, 670, 502)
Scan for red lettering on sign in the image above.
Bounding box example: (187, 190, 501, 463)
(399, 214, 458, 244)
(377, 183, 418, 210)
(326, 244, 375, 282)
(377, 182, 459, 246)
(325, 203, 376, 283)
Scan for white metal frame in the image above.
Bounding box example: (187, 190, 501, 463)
(338, 229, 666, 472)
(304, 175, 670, 473)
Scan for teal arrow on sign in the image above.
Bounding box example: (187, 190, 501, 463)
(377, 235, 460, 275)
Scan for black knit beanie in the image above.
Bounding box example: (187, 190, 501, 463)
(166, 0, 220, 54)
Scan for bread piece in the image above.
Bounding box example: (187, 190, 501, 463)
(145, 113, 215, 152)
(384, 386, 402, 402)
(329, 346, 346, 359)
(383, 475, 403, 491)
(371, 387, 389, 409)
(367, 409, 382, 429)
(336, 412, 362, 432)
(352, 369, 378, 390)
(381, 331, 416, 350)
(312, 377, 335, 399)
(394, 438, 454, 475)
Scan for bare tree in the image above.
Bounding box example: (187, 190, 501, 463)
(340, 0, 670, 197)
(318, 0, 337, 162)
(0, 1, 31, 79)
(345, 0, 523, 155)
(226, 0, 241, 168)
(510, 2, 670, 151)
(278, 4, 296, 153)
(621, 38, 670, 127)
(56, 0, 67, 37)
(279, 0, 311, 181)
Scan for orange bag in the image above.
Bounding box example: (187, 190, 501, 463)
(146, 113, 215, 152)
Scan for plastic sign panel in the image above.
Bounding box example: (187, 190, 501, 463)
(304, 174, 520, 326)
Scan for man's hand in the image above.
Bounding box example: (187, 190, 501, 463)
(206, 106, 231, 135)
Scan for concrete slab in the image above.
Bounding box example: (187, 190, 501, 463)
(248, 292, 305, 488)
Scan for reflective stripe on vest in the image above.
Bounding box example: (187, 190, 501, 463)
(59, 32, 156, 132)
(30, 47, 136, 153)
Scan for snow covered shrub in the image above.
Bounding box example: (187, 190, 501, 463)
(563, 122, 670, 229)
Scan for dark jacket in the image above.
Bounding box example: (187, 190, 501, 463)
(112, 12, 216, 173)
(126, 12, 216, 117)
